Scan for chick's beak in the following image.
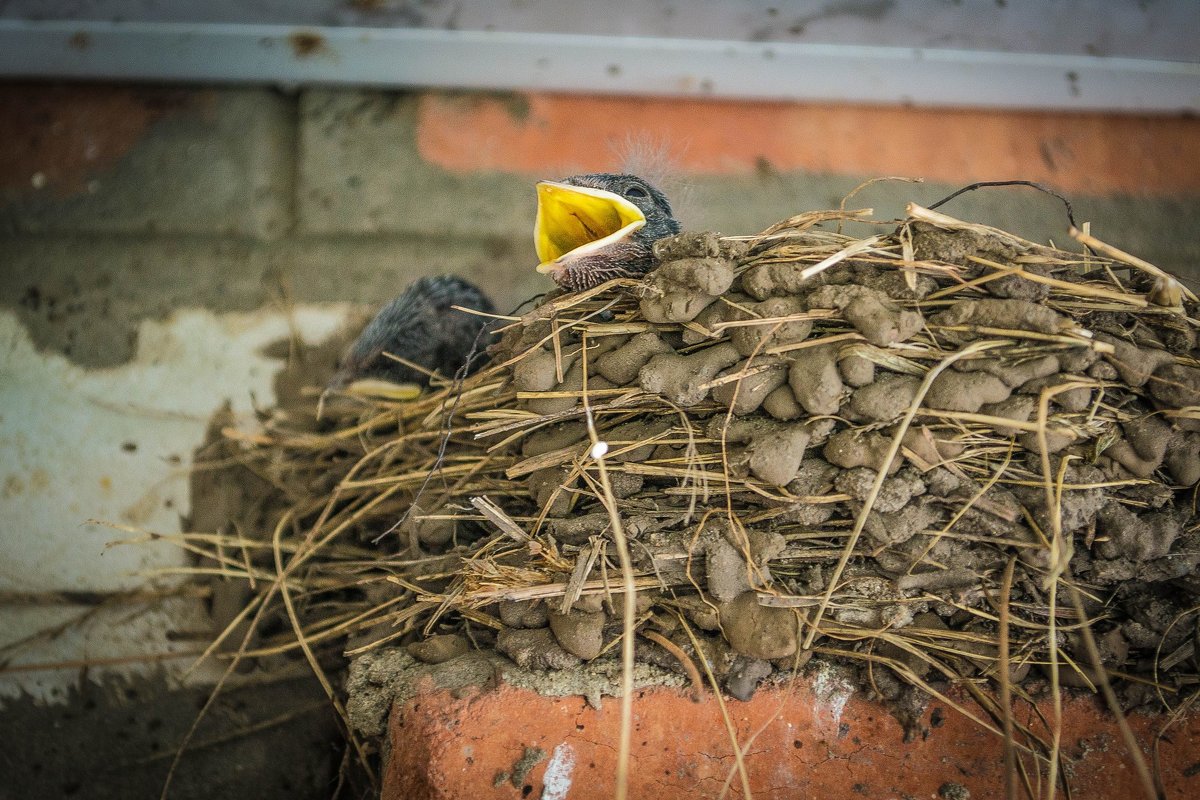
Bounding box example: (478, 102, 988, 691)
(534, 181, 646, 274)
(340, 377, 424, 401)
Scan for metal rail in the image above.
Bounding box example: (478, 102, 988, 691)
(1, 21, 1196, 112)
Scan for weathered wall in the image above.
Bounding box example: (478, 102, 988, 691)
(0, 82, 1196, 798)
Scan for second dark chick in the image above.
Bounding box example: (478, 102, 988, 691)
(329, 274, 495, 390)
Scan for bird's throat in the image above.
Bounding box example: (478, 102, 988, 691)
(534, 181, 646, 275)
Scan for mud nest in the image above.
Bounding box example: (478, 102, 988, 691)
(192, 203, 1200, 747)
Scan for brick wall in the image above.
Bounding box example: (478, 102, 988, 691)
(2, 84, 1198, 371)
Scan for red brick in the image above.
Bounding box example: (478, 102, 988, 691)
(384, 678, 1200, 799)
(416, 93, 1200, 196)
(0, 84, 206, 198)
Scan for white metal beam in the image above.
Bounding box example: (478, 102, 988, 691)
(0, 21, 1196, 112)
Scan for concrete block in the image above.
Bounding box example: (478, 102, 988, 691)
(0, 86, 292, 238)
(0, 237, 272, 367)
(0, 232, 542, 368)
(279, 234, 542, 316)
(297, 90, 534, 238)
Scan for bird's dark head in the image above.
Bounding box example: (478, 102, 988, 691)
(534, 172, 680, 292)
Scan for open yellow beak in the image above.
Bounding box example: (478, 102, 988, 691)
(534, 181, 646, 274)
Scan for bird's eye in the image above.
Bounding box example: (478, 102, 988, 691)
(624, 185, 648, 199)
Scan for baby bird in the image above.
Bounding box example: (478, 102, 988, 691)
(329, 274, 495, 391)
(534, 172, 680, 292)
